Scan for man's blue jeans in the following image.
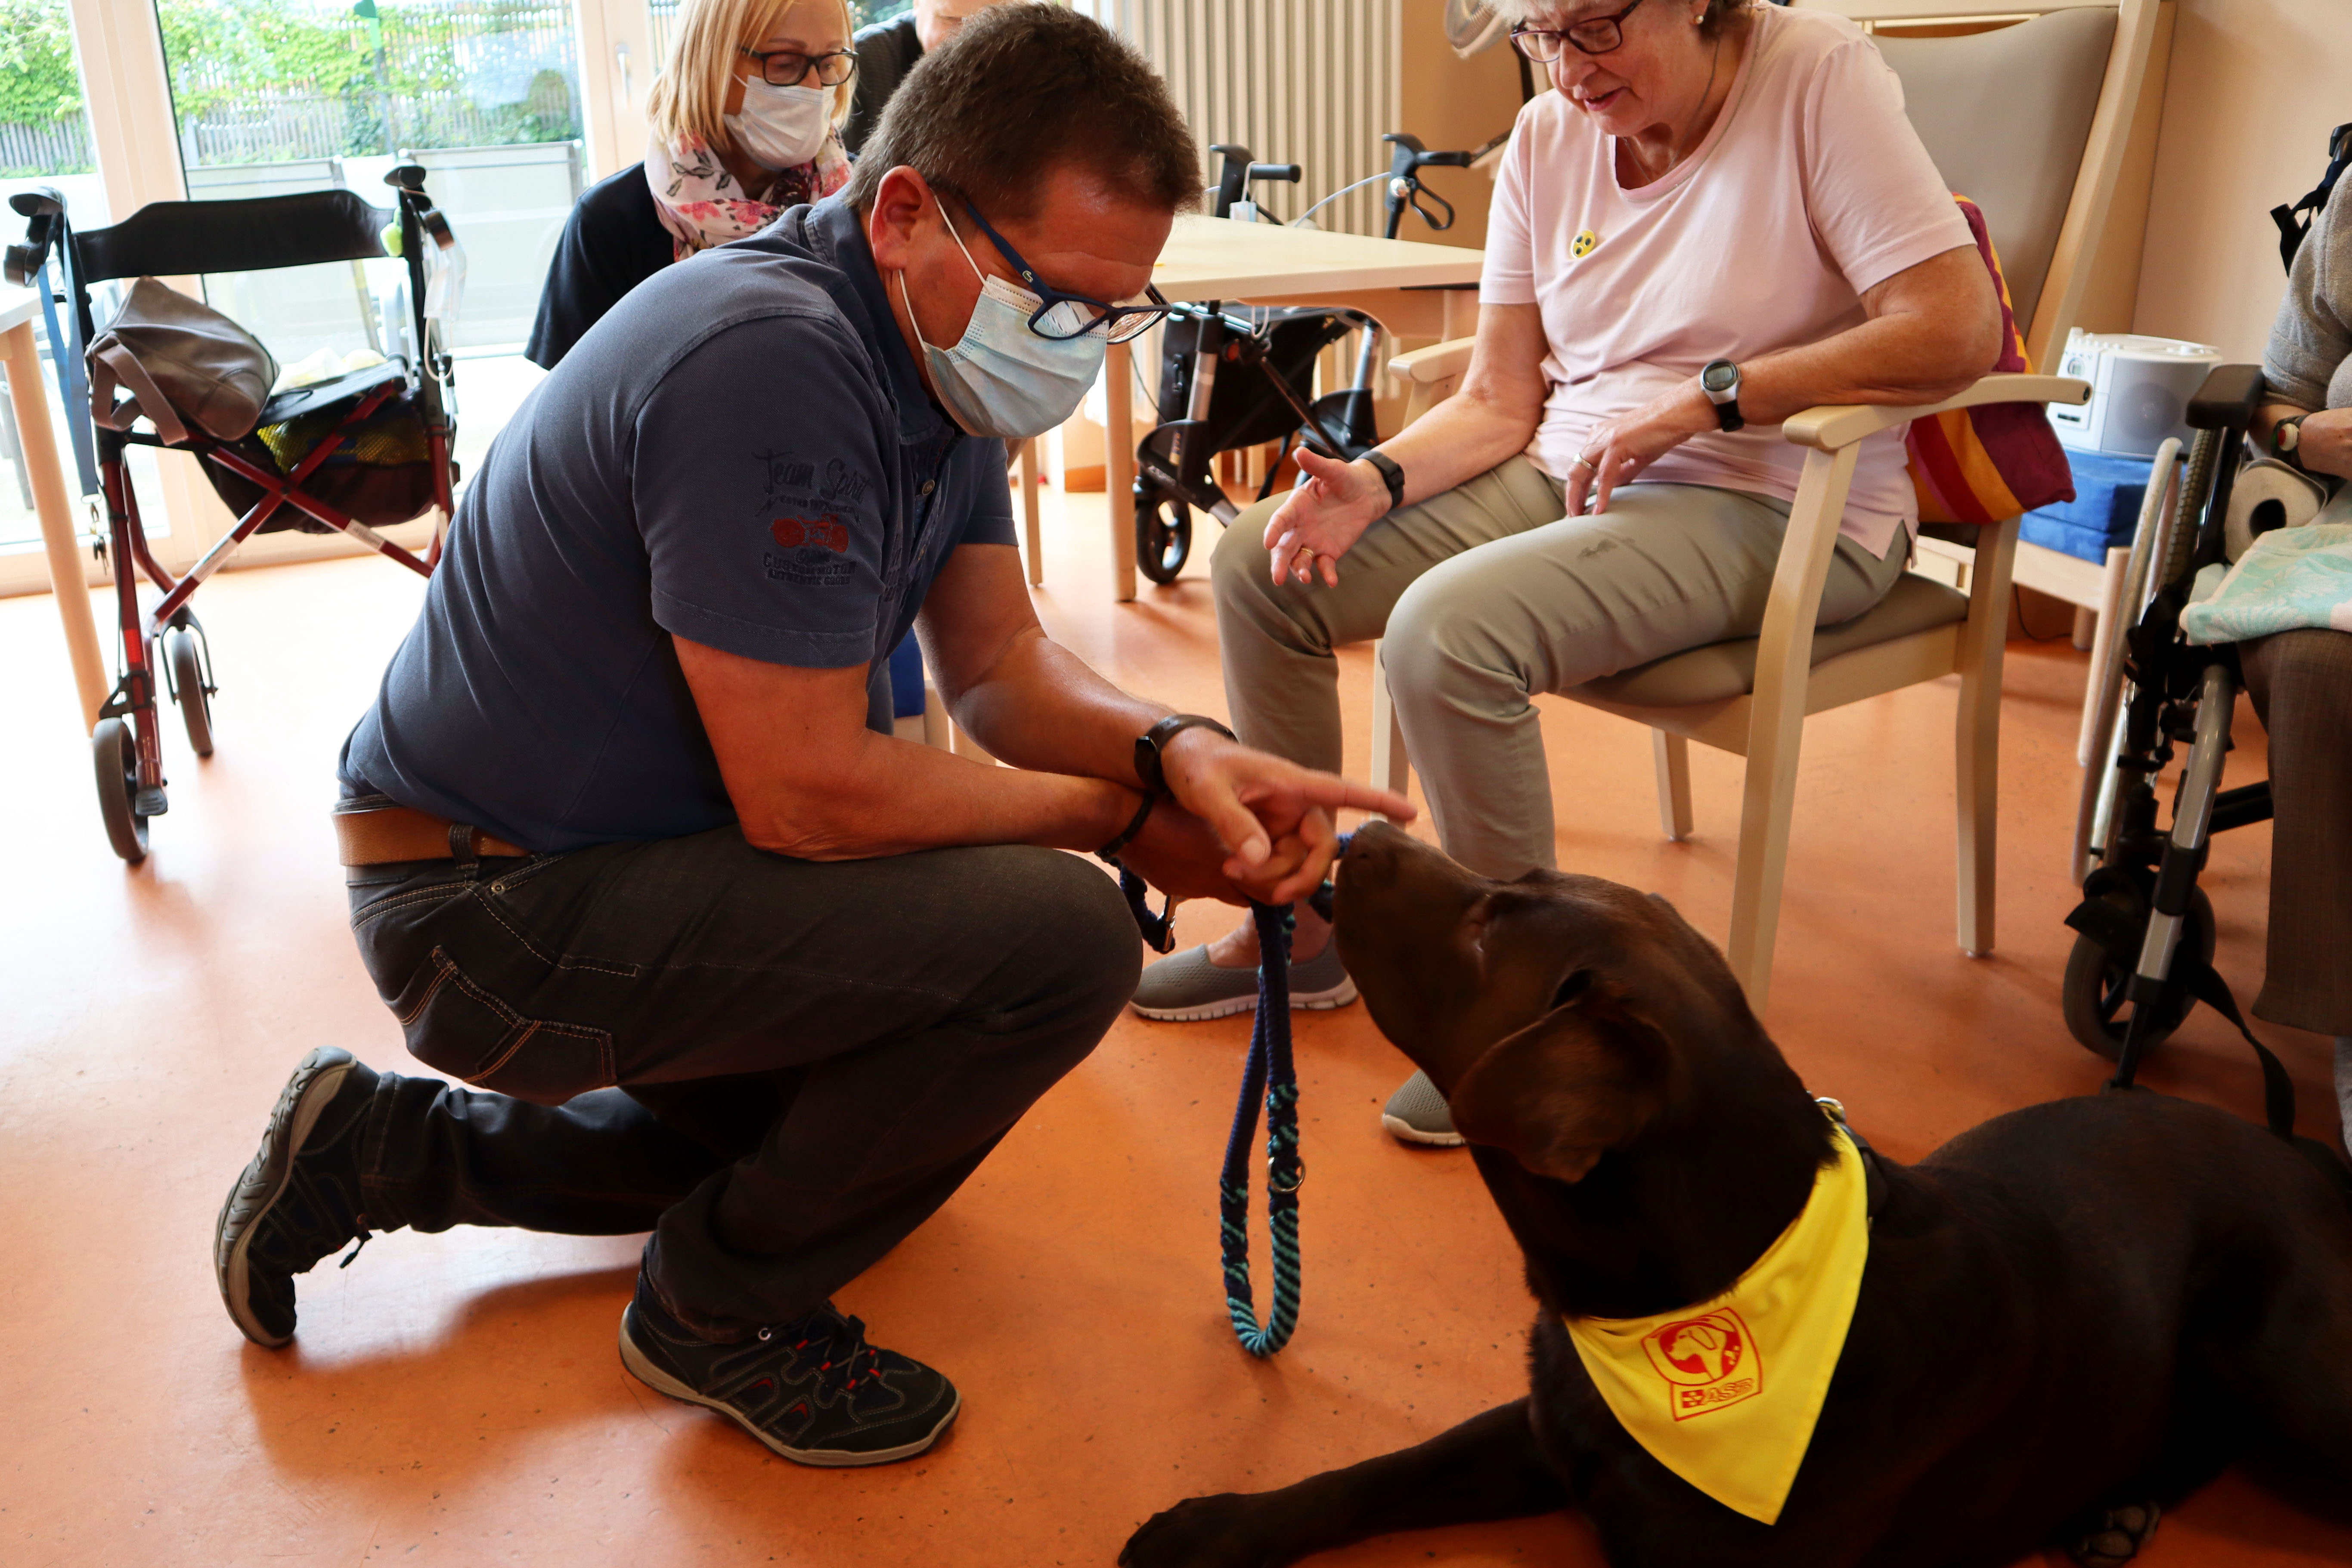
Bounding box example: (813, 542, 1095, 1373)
(339, 827, 1140, 1337)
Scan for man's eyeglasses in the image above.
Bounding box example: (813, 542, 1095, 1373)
(738, 45, 858, 87)
(1510, 0, 1650, 60)
(957, 201, 1171, 344)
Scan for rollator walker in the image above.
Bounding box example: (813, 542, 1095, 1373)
(5, 169, 463, 862)
(1130, 135, 1482, 584)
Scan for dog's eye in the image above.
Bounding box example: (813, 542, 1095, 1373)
(1551, 970, 1593, 1009)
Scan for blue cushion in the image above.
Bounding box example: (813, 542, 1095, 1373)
(888, 632, 926, 719)
(2020, 447, 2160, 563)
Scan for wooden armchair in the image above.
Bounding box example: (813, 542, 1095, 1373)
(1368, 357, 2086, 1009)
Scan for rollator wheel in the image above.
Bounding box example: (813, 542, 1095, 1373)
(165, 628, 214, 759)
(1135, 486, 1193, 586)
(2061, 885, 2215, 1061)
(91, 716, 150, 864)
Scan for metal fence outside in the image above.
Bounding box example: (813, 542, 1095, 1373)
(166, 0, 583, 168)
(0, 118, 93, 178)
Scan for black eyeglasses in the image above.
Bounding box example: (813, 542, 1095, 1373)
(738, 45, 857, 87)
(956, 200, 1171, 344)
(1510, 0, 1651, 60)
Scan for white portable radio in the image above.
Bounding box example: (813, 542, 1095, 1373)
(2048, 331, 2222, 459)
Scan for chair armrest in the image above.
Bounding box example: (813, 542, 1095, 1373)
(1781, 374, 2091, 452)
(1387, 337, 1476, 385)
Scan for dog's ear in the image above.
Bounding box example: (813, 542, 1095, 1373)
(1447, 983, 1666, 1183)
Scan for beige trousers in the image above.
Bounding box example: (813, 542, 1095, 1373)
(1212, 457, 1907, 881)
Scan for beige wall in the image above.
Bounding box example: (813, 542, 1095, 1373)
(2132, 0, 2352, 360)
(1398, 0, 1527, 249)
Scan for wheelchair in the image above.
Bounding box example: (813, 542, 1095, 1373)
(1129, 135, 1481, 585)
(2061, 363, 2318, 1102)
(5, 168, 462, 863)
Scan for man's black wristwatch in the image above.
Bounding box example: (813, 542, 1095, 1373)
(1097, 713, 1237, 860)
(1701, 359, 1745, 433)
(1360, 449, 1407, 513)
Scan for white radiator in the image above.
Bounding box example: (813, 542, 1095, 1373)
(1074, 0, 1403, 239)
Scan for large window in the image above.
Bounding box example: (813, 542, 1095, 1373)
(158, 0, 584, 168)
(0, 0, 115, 557)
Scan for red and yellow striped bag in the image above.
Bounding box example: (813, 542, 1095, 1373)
(1904, 195, 2075, 525)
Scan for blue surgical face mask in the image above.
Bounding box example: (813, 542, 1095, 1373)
(897, 196, 1106, 440)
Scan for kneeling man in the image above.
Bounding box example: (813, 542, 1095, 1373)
(212, 6, 1404, 1469)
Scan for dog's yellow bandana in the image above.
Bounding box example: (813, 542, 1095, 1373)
(1561, 1124, 1869, 1526)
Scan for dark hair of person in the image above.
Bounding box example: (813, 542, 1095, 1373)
(842, 5, 1199, 220)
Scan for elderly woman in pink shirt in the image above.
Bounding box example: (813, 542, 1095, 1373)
(1134, 0, 2003, 1137)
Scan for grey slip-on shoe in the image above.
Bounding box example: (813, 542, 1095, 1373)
(1130, 940, 1357, 1023)
(1381, 1068, 1464, 1147)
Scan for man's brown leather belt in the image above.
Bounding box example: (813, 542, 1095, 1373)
(334, 805, 531, 866)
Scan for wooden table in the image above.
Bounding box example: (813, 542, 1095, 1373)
(2, 287, 106, 731)
(1102, 216, 1485, 601)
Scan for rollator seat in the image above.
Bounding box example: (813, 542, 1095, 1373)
(1574, 573, 1971, 708)
(257, 359, 406, 428)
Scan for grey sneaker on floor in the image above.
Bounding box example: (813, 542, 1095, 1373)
(1130, 940, 1357, 1023)
(1381, 1068, 1464, 1147)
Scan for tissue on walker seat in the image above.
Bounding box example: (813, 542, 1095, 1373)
(2181, 521, 2352, 644)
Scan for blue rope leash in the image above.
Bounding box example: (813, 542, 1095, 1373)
(1220, 901, 1305, 1355)
(1112, 839, 1346, 1357)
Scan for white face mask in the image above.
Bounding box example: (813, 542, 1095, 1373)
(724, 79, 830, 172)
(898, 196, 1107, 440)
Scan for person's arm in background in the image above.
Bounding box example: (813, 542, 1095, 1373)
(2256, 175, 2352, 481)
(1259, 302, 1549, 584)
(1561, 243, 1999, 517)
(1255, 96, 1553, 586)
(841, 14, 920, 155)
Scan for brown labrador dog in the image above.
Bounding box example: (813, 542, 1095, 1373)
(1122, 821, 2352, 1568)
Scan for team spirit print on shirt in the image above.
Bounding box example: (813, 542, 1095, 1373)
(755, 449, 872, 588)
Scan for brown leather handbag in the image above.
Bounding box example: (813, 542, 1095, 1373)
(86, 276, 278, 445)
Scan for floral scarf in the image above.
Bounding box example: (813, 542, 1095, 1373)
(645, 130, 850, 260)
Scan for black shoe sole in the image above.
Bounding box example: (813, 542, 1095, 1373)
(214, 1047, 359, 1348)
(617, 1310, 960, 1468)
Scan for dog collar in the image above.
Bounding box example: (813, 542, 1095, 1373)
(1558, 1119, 1871, 1526)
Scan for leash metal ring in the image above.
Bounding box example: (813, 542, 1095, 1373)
(1268, 1156, 1305, 1194)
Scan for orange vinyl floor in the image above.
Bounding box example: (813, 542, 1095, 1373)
(2, 483, 2348, 1568)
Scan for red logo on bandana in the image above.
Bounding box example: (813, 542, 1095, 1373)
(1641, 1307, 1763, 1419)
(771, 514, 848, 552)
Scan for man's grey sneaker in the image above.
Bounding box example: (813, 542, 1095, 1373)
(214, 1047, 378, 1348)
(1381, 1068, 1464, 1147)
(618, 1276, 960, 1467)
(1130, 940, 1357, 1023)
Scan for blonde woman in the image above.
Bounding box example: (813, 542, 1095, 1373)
(526, 0, 857, 369)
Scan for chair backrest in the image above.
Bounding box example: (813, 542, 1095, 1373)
(1873, 11, 2113, 335)
(74, 189, 393, 286)
(1794, 0, 2163, 371)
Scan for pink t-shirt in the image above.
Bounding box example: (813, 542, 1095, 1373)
(1480, 4, 1974, 554)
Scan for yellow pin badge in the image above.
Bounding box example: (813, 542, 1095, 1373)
(1571, 229, 1601, 259)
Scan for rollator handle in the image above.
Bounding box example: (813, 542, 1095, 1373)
(6, 186, 65, 288)
(1208, 145, 1302, 218)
